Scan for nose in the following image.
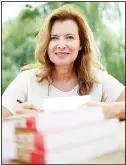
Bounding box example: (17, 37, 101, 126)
(57, 42, 67, 50)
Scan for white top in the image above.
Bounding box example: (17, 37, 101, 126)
(2, 68, 125, 114)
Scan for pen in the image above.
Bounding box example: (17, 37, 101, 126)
(16, 99, 44, 112)
(17, 99, 23, 104)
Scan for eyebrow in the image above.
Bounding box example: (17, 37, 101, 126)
(51, 33, 76, 37)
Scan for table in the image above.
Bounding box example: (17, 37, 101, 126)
(9, 121, 125, 164)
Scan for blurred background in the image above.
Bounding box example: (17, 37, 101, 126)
(2, 1, 125, 94)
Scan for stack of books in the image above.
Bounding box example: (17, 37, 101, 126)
(2, 96, 119, 164)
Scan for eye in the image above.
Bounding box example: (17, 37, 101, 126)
(67, 36, 75, 40)
(50, 36, 58, 40)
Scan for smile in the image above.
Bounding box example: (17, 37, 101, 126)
(55, 52, 69, 55)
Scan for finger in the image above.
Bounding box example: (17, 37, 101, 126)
(21, 103, 38, 111)
(16, 108, 37, 114)
(78, 101, 99, 109)
(85, 101, 99, 106)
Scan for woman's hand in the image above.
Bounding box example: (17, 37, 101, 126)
(83, 101, 112, 119)
(16, 102, 40, 114)
(86, 101, 125, 119)
(101, 101, 125, 119)
(100, 102, 116, 119)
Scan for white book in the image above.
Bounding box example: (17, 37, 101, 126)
(2, 118, 119, 164)
(2, 140, 16, 161)
(14, 119, 119, 151)
(14, 134, 118, 164)
(44, 119, 119, 151)
(46, 134, 118, 164)
(36, 105, 104, 132)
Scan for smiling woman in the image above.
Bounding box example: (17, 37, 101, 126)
(2, 4, 125, 120)
(48, 20, 81, 66)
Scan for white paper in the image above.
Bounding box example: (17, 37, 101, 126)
(43, 95, 91, 112)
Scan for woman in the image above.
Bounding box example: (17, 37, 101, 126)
(2, 4, 125, 120)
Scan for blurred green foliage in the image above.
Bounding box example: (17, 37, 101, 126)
(2, 2, 125, 93)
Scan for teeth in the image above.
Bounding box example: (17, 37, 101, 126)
(56, 53, 68, 55)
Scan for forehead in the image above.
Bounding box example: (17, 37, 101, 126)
(51, 19, 79, 34)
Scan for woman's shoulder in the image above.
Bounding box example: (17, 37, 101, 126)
(19, 68, 48, 86)
(92, 67, 108, 83)
(21, 68, 40, 74)
(11, 68, 42, 85)
(19, 68, 41, 80)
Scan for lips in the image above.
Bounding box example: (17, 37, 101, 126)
(55, 52, 69, 55)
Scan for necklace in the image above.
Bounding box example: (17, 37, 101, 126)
(48, 82, 51, 97)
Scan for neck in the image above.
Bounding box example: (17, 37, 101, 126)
(54, 64, 75, 82)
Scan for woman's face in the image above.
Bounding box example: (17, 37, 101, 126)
(48, 19, 81, 66)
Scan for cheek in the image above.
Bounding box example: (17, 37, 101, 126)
(70, 46, 79, 52)
(69, 44, 80, 55)
(68, 41, 80, 52)
(47, 44, 52, 54)
(69, 46, 80, 60)
(47, 43, 56, 62)
(48, 42, 56, 54)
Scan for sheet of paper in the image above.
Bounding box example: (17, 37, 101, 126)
(43, 95, 91, 111)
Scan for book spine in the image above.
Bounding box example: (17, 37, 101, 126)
(15, 131, 45, 151)
(16, 147, 45, 164)
(14, 116, 37, 131)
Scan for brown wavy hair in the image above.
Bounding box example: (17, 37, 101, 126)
(21, 4, 106, 95)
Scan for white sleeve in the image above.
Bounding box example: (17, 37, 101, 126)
(2, 71, 28, 115)
(101, 72, 125, 102)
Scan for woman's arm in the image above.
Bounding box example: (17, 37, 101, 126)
(101, 90, 125, 119)
(87, 90, 125, 119)
(2, 103, 39, 121)
(2, 106, 13, 121)
(102, 101, 125, 119)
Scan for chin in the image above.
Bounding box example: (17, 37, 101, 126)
(55, 61, 71, 66)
